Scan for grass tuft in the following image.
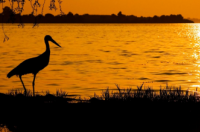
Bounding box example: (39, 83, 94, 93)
(2, 83, 200, 104)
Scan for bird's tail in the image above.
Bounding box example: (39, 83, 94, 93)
(7, 69, 16, 78)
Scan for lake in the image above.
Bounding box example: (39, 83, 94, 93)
(1, 23, 200, 98)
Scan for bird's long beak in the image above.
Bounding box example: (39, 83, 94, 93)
(51, 39, 61, 47)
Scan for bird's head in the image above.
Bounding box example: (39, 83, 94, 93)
(45, 35, 61, 47)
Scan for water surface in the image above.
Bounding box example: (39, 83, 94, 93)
(1, 23, 200, 97)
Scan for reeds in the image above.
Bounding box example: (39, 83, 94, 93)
(2, 83, 200, 104)
(96, 83, 200, 103)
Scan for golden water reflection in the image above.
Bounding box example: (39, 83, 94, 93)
(1, 24, 200, 98)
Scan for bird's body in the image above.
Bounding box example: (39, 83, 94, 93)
(7, 50, 50, 78)
(7, 35, 61, 96)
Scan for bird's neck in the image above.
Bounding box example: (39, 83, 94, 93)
(45, 39, 50, 52)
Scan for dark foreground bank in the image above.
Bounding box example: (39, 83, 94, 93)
(1, 84, 200, 132)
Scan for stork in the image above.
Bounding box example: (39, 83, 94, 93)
(7, 35, 61, 96)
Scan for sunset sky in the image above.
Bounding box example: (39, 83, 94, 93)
(2, 0, 200, 18)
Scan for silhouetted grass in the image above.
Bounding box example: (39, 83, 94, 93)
(88, 83, 200, 104)
(2, 83, 200, 104)
(1, 83, 200, 132)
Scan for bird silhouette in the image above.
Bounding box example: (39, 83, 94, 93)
(7, 35, 61, 96)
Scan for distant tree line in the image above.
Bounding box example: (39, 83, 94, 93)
(188, 18, 200, 23)
(0, 7, 194, 23)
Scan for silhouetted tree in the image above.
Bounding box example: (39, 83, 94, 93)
(177, 14, 183, 20)
(67, 12, 74, 17)
(44, 13, 54, 22)
(75, 13, 79, 17)
(3, 6, 13, 15)
(2, 6, 15, 23)
(111, 14, 116, 17)
(153, 15, 159, 22)
(153, 15, 158, 19)
(118, 11, 123, 17)
(83, 14, 89, 16)
(160, 15, 166, 22)
(45, 13, 54, 18)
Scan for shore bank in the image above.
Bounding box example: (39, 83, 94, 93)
(1, 84, 200, 132)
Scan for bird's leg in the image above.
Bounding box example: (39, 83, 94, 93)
(19, 75, 27, 96)
(33, 74, 36, 96)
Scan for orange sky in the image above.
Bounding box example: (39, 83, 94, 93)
(2, 0, 200, 18)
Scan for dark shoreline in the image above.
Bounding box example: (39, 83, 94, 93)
(1, 85, 200, 132)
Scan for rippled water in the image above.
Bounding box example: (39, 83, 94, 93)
(1, 23, 200, 97)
